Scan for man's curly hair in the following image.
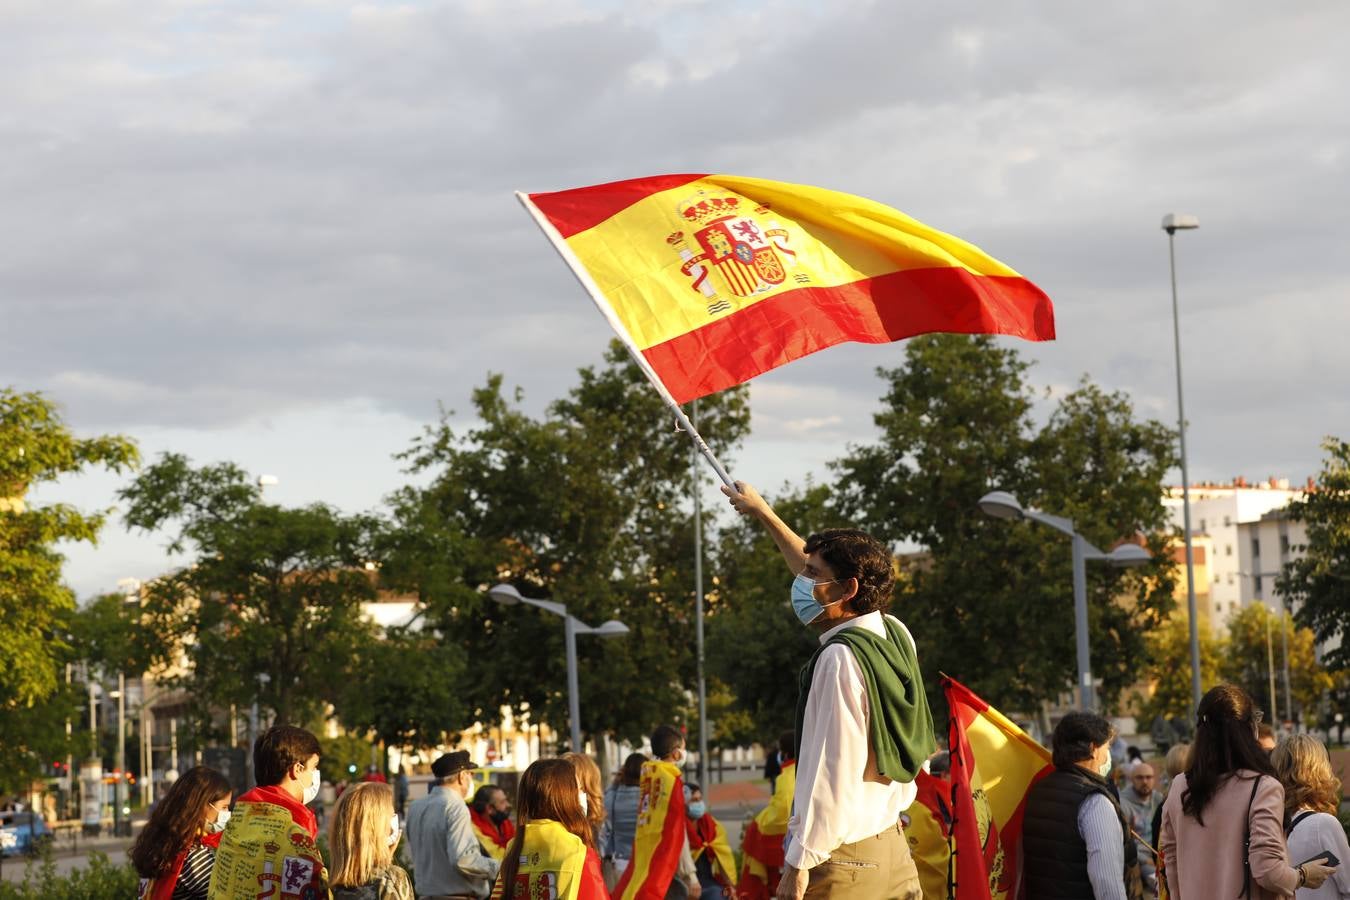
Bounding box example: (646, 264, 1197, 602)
(803, 529, 894, 614)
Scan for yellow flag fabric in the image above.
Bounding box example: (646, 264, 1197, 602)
(613, 760, 686, 900)
(738, 760, 795, 899)
(206, 797, 328, 900)
(489, 818, 606, 900)
(523, 175, 1055, 404)
(687, 814, 737, 888)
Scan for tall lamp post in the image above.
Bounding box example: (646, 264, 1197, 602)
(1163, 212, 1203, 711)
(488, 584, 630, 753)
(979, 491, 1151, 712)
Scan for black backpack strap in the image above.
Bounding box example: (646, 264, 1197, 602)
(1240, 776, 1262, 899)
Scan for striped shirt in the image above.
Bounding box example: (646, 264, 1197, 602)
(172, 842, 216, 900)
(1077, 793, 1128, 900)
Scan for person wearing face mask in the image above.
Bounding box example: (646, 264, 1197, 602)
(1023, 712, 1137, 900)
(469, 785, 516, 862)
(683, 784, 736, 900)
(613, 724, 700, 900)
(330, 782, 414, 900)
(722, 482, 935, 900)
(207, 724, 329, 900)
(132, 765, 232, 900)
(405, 750, 500, 900)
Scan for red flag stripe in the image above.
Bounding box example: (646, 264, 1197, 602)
(641, 268, 1054, 403)
(527, 174, 705, 239)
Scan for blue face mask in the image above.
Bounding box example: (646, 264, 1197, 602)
(791, 573, 840, 625)
(687, 801, 707, 819)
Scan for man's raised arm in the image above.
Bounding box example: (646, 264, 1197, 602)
(721, 481, 808, 575)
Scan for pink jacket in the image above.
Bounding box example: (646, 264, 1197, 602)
(1160, 770, 1299, 899)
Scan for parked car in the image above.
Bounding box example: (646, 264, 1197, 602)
(0, 811, 54, 857)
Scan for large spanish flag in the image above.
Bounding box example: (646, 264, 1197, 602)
(520, 174, 1054, 404)
(943, 677, 1052, 900)
(613, 759, 686, 900)
(489, 819, 607, 900)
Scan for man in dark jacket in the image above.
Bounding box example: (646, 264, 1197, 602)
(1023, 712, 1135, 900)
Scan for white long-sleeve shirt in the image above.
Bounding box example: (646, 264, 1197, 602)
(1078, 792, 1128, 900)
(783, 611, 920, 870)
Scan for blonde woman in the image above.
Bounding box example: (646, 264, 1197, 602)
(330, 782, 414, 900)
(1272, 734, 1350, 899)
(562, 752, 606, 846)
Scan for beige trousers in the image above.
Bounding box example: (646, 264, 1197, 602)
(804, 821, 922, 899)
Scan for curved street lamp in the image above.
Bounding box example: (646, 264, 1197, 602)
(488, 584, 628, 752)
(979, 491, 1151, 711)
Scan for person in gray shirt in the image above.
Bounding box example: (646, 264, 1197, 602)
(405, 751, 499, 900)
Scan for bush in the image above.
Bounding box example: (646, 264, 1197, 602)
(0, 850, 139, 900)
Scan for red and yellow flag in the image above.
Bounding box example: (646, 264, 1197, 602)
(613, 759, 686, 900)
(522, 175, 1054, 403)
(943, 677, 1051, 900)
(688, 813, 738, 890)
(489, 818, 607, 900)
(738, 759, 795, 900)
(470, 806, 516, 862)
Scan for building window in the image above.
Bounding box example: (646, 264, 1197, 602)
(1281, 535, 1290, 555)
(1252, 538, 1261, 559)
(1226, 544, 1233, 556)
(1227, 573, 1234, 584)
(1224, 515, 1232, 527)
(1200, 518, 1207, 533)
(1254, 575, 1263, 595)
(1216, 603, 1223, 614)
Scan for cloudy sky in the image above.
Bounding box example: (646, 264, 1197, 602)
(5, 0, 1348, 599)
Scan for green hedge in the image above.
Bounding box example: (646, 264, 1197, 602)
(0, 851, 138, 900)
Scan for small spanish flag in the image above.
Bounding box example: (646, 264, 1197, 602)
(613, 760, 687, 900)
(520, 175, 1054, 403)
(944, 677, 1052, 900)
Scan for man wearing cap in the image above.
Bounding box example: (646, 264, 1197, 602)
(406, 751, 499, 900)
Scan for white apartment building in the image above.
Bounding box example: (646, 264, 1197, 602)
(1163, 478, 1306, 623)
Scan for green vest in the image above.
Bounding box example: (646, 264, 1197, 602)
(795, 615, 935, 782)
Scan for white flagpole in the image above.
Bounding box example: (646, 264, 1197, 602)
(516, 191, 737, 490)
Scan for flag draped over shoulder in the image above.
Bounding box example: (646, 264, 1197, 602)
(687, 813, 737, 890)
(738, 759, 795, 900)
(521, 174, 1055, 404)
(470, 806, 516, 862)
(207, 785, 327, 900)
(613, 760, 686, 900)
(944, 677, 1052, 900)
(489, 819, 606, 900)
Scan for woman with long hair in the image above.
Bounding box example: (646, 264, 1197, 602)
(1272, 734, 1350, 898)
(329, 782, 413, 900)
(131, 765, 231, 900)
(1160, 684, 1336, 899)
(492, 758, 607, 900)
(562, 752, 605, 846)
(601, 752, 646, 888)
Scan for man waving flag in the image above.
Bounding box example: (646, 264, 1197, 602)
(519, 174, 1054, 406)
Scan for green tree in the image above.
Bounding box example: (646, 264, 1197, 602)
(386, 342, 750, 749)
(1222, 604, 1333, 726)
(335, 626, 468, 754)
(1280, 437, 1350, 671)
(1135, 616, 1224, 723)
(0, 389, 138, 790)
(119, 454, 384, 729)
(833, 336, 1177, 714)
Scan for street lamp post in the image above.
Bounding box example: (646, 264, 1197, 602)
(1240, 570, 1294, 727)
(1163, 212, 1202, 712)
(979, 491, 1151, 712)
(488, 584, 630, 753)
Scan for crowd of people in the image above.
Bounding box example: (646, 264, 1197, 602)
(123, 482, 1348, 899)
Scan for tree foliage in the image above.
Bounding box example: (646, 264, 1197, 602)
(384, 342, 750, 747)
(1281, 437, 1350, 671)
(119, 454, 384, 728)
(0, 388, 137, 791)
(832, 336, 1178, 714)
(1223, 604, 1333, 726)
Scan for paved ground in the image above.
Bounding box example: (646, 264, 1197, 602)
(0, 822, 142, 883)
